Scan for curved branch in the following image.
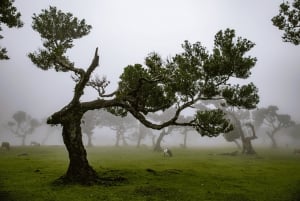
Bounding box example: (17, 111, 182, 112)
(71, 48, 99, 103)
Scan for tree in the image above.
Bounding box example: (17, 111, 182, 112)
(8, 111, 40, 145)
(81, 110, 99, 147)
(272, 0, 300, 45)
(253, 105, 295, 148)
(97, 111, 137, 147)
(287, 123, 300, 141)
(0, 0, 23, 59)
(29, 7, 259, 184)
(225, 109, 257, 154)
(129, 122, 153, 147)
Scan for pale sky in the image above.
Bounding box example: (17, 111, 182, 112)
(0, 0, 299, 126)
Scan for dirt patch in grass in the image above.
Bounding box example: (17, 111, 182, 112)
(145, 168, 183, 176)
(134, 185, 185, 200)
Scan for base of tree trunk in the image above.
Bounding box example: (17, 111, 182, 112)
(53, 170, 128, 186)
(54, 167, 99, 185)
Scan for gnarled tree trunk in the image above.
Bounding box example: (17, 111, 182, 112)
(154, 129, 166, 151)
(266, 131, 277, 148)
(52, 107, 98, 185)
(240, 123, 257, 155)
(227, 111, 257, 155)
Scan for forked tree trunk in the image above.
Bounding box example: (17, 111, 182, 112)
(121, 132, 128, 146)
(60, 113, 98, 184)
(86, 133, 93, 147)
(154, 129, 166, 151)
(266, 131, 277, 148)
(241, 123, 257, 155)
(228, 112, 257, 155)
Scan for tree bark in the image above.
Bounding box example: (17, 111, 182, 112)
(154, 129, 166, 151)
(227, 111, 257, 155)
(241, 123, 257, 155)
(86, 133, 93, 147)
(59, 111, 98, 185)
(266, 131, 277, 148)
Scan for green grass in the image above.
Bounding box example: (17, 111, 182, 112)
(1, 146, 300, 201)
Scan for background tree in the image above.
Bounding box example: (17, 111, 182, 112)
(0, 0, 23, 59)
(97, 110, 137, 147)
(224, 108, 257, 154)
(129, 122, 154, 148)
(272, 0, 300, 45)
(8, 111, 40, 145)
(29, 7, 259, 184)
(253, 105, 295, 148)
(287, 123, 300, 142)
(81, 110, 100, 147)
(148, 108, 181, 151)
(201, 100, 257, 154)
(179, 125, 194, 149)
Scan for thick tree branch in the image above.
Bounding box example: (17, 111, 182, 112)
(71, 48, 99, 104)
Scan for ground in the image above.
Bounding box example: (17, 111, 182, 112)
(0, 146, 300, 201)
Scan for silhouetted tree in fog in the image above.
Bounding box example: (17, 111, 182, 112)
(81, 110, 100, 147)
(224, 108, 257, 154)
(287, 124, 300, 141)
(0, 0, 23, 59)
(8, 111, 40, 145)
(253, 105, 295, 148)
(129, 122, 153, 147)
(272, 0, 300, 45)
(28, 6, 258, 184)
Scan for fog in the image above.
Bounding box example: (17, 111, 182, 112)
(0, 0, 299, 147)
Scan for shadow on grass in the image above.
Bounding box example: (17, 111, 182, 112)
(0, 190, 14, 201)
(51, 169, 129, 187)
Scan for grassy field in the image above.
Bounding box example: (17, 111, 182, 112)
(0, 146, 300, 201)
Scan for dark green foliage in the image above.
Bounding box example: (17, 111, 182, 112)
(193, 109, 233, 137)
(0, 0, 23, 60)
(206, 29, 256, 79)
(272, 0, 300, 45)
(28, 6, 92, 71)
(222, 83, 259, 109)
(117, 28, 258, 135)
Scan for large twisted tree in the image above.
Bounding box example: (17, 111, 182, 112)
(29, 7, 259, 185)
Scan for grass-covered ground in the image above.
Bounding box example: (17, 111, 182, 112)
(0, 146, 300, 201)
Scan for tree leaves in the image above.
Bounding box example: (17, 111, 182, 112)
(0, 0, 23, 60)
(193, 109, 233, 137)
(29, 6, 91, 71)
(272, 0, 300, 45)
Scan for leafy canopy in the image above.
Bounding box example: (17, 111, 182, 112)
(0, 0, 23, 59)
(272, 0, 300, 45)
(28, 6, 92, 71)
(29, 6, 259, 138)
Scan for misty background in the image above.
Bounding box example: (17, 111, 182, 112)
(0, 0, 299, 146)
